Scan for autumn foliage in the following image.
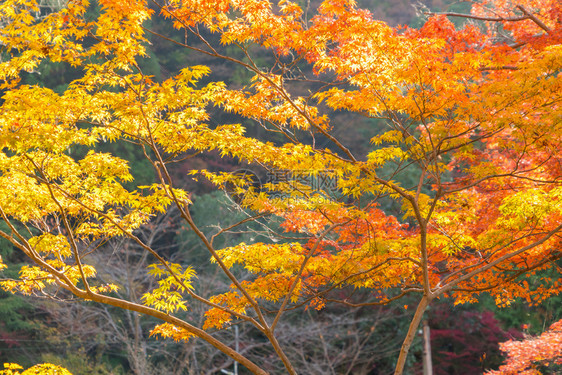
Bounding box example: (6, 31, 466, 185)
(0, 0, 560, 374)
(488, 319, 562, 375)
(0, 363, 71, 375)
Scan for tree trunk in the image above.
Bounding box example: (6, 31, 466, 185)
(394, 295, 430, 375)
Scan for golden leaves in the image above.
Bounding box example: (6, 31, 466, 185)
(0, 363, 72, 375)
(498, 187, 562, 230)
(149, 323, 195, 343)
(29, 234, 72, 258)
(142, 263, 196, 314)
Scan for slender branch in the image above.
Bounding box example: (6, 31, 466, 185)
(437, 223, 562, 295)
(24, 155, 93, 295)
(271, 222, 345, 332)
(323, 290, 416, 308)
(424, 11, 528, 22)
(479, 66, 519, 71)
(426, 6, 551, 34)
(516, 5, 551, 33)
(210, 212, 268, 247)
(74, 289, 269, 375)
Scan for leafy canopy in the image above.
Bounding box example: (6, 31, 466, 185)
(0, 0, 560, 374)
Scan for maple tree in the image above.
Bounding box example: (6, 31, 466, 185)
(0, 0, 561, 374)
(487, 318, 562, 374)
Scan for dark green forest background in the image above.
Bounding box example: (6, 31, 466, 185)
(0, 1, 560, 374)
